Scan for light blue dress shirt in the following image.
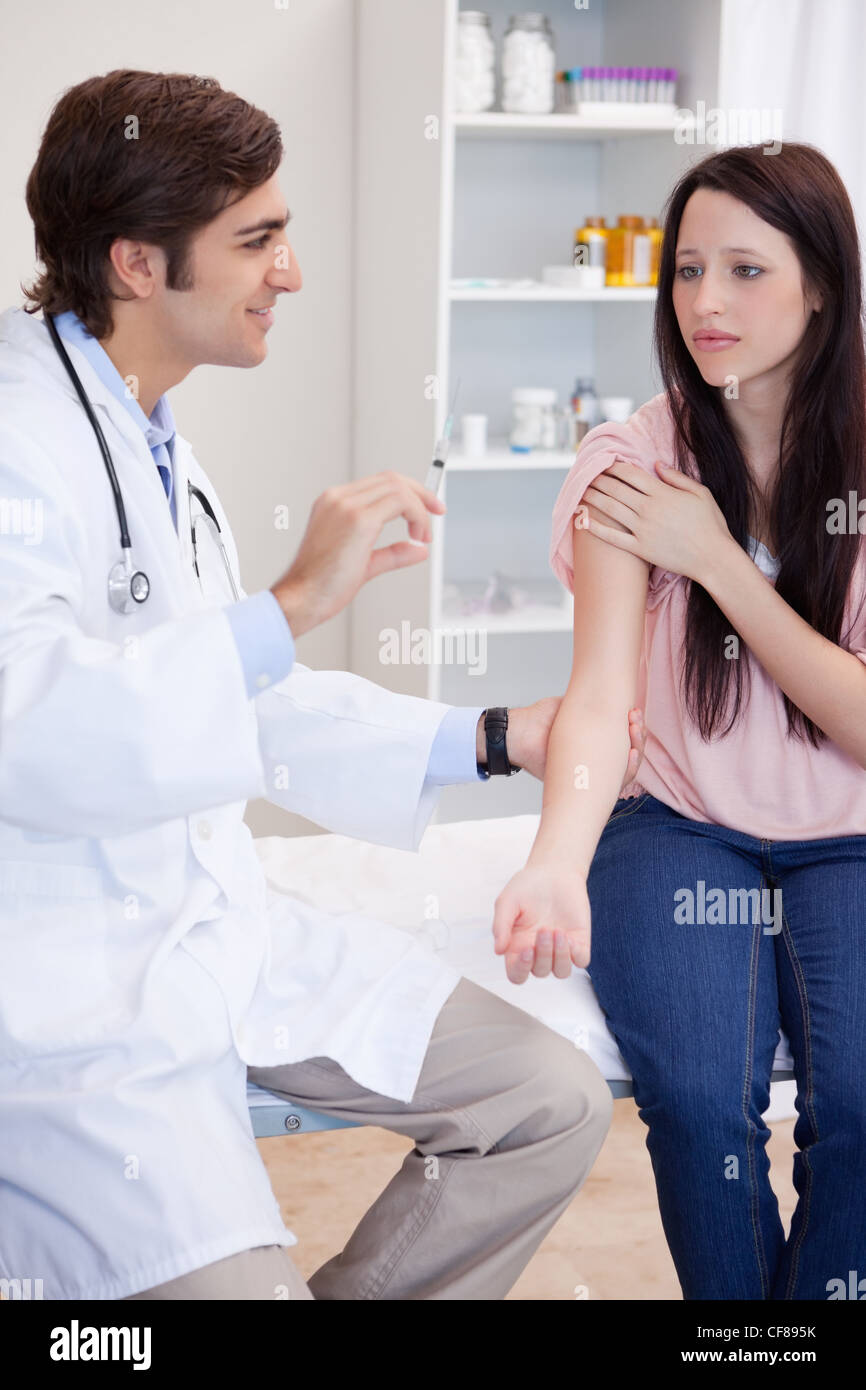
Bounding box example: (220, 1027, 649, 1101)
(51, 311, 485, 781)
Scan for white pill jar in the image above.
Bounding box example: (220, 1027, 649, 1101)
(501, 12, 556, 115)
(455, 11, 496, 113)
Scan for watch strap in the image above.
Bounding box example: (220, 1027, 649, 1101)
(477, 706, 522, 777)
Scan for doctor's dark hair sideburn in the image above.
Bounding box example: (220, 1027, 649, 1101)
(22, 70, 283, 340)
(654, 141, 866, 748)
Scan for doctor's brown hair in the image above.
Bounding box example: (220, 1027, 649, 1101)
(22, 69, 283, 339)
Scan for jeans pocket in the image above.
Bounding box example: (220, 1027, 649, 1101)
(606, 792, 651, 824)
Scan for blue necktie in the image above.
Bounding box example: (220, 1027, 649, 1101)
(156, 456, 172, 505)
(146, 427, 177, 529)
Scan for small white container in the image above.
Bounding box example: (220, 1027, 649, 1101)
(575, 99, 677, 122)
(510, 387, 558, 451)
(461, 414, 488, 457)
(542, 264, 605, 290)
(599, 395, 634, 423)
(541, 264, 594, 290)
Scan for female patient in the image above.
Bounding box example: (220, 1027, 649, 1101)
(493, 141, 866, 1300)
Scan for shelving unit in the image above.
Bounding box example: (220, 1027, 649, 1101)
(351, 0, 724, 823)
(450, 285, 657, 300)
(439, 606, 574, 635)
(437, 444, 575, 638)
(453, 110, 696, 139)
(447, 444, 578, 471)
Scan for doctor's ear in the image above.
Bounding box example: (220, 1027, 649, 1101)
(105, 238, 167, 302)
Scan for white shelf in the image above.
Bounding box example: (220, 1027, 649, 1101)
(450, 283, 657, 301)
(438, 602, 573, 636)
(446, 444, 575, 472)
(453, 110, 694, 140)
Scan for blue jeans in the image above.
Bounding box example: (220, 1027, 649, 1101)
(586, 791, 866, 1300)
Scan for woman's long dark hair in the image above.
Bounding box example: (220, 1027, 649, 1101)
(655, 142, 866, 747)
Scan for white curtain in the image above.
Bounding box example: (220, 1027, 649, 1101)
(719, 0, 866, 253)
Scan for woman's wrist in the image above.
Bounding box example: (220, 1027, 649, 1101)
(527, 841, 591, 878)
(696, 533, 743, 595)
(527, 729, 629, 876)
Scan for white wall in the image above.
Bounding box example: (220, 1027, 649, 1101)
(719, 0, 866, 252)
(0, 0, 356, 836)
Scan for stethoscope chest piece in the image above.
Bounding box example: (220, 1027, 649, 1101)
(108, 553, 151, 613)
(43, 310, 154, 615)
(44, 310, 236, 615)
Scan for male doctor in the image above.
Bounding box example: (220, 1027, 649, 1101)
(0, 71, 645, 1302)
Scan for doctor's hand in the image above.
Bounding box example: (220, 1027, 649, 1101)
(507, 699, 648, 789)
(271, 472, 445, 636)
(492, 867, 592, 983)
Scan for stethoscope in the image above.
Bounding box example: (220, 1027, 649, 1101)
(43, 311, 239, 614)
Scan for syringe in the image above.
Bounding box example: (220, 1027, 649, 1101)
(425, 377, 461, 496)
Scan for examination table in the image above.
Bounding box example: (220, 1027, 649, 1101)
(245, 814, 796, 1135)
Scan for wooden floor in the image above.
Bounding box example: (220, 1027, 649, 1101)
(257, 1099, 798, 1300)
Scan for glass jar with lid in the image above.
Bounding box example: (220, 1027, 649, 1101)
(455, 11, 496, 113)
(510, 388, 558, 452)
(501, 13, 556, 115)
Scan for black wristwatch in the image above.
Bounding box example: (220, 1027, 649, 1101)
(476, 706, 522, 778)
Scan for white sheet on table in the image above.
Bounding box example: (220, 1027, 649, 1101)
(253, 813, 795, 1095)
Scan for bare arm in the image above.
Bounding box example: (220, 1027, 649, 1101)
(491, 497, 649, 982)
(528, 504, 650, 874)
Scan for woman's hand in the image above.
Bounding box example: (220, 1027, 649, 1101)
(577, 457, 734, 584)
(622, 705, 648, 793)
(492, 866, 592, 984)
(509, 697, 648, 792)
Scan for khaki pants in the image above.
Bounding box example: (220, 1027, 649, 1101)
(123, 977, 612, 1300)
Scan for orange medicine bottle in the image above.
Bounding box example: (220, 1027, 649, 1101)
(574, 216, 609, 271)
(645, 216, 663, 285)
(606, 215, 654, 287)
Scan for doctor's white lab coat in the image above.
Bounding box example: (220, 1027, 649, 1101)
(0, 307, 465, 1300)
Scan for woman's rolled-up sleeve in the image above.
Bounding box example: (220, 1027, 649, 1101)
(549, 410, 680, 598)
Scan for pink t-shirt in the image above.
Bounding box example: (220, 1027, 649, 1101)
(549, 391, 866, 840)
